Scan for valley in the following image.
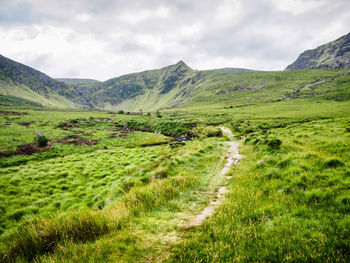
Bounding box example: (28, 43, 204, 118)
(0, 32, 349, 262)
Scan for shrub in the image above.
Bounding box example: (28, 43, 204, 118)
(156, 111, 162, 118)
(34, 132, 48, 148)
(266, 138, 282, 149)
(206, 129, 223, 137)
(117, 110, 124, 114)
(324, 159, 345, 168)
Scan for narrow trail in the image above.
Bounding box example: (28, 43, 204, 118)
(189, 127, 242, 226)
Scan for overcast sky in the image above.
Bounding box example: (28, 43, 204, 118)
(0, 0, 349, 80)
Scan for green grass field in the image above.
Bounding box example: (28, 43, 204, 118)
(0, 93, 349, 262)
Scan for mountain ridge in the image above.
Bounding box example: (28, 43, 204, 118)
(286, 32, 350, 70)
(0, 47, 349, 111)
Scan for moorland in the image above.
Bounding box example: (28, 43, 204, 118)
(0, 33, 350, 262)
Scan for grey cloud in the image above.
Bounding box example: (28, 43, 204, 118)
(0, 0, 41, 25)
(0, 0, 349, 79)
(28, 54, 50, 69)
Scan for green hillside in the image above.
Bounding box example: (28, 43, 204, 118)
(85, 61, 199, 111)
(1, 54, 350, 112)
(0, 55, 88, 108)
(0, 94, 42, 107)
(77, 63, 350, 112)
(211, 67, 257, 73)
(286, 32, 350, 70)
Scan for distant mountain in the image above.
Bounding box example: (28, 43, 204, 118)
(0, 54, 86, 108)
(211, 68, 256, 73)
(55, 78, 101, 85)
(1, 55, 349, 111)
(286, 32, 350, 70)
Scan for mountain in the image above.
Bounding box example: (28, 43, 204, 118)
(1, 54, 349, 111)
(0, 54, 84, 108)
(286, 32, 350, 70)
(82, 60, 202, 111)
(55, 78, 101, 85)
(211, 68, 256, 73)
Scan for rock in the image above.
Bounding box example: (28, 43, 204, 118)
(257, 160, 264, 165)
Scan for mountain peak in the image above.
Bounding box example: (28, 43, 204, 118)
(176, 60, 187, 66)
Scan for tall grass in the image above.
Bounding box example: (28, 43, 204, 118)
(2, 211, 112, 262)
(1, 171, 198, 262)
(169, 118, 350, 262)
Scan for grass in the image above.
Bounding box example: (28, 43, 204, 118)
(169, 117, 350, 262)
(0, 108, 226, 261)
(0, 75, 350, 262)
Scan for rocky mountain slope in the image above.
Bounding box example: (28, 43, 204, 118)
(286, 32, 350, 70)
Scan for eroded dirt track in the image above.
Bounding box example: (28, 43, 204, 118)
(189, 127, 242, 226)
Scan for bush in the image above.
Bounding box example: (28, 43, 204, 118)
(324, 159, 345, 168)
(34, 132, 48, 148)
(266, 138, 282, 149)
(206, 129, 223, 137)
(156, 111, 162, 118)
(117, 110, 124, 114)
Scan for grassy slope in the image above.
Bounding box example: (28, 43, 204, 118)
(211, 68, 257, 73)
(0, 79, 77, 108)
(0, 55, 82, 108)
(0, 95, 42, 107)
(94, 68, 350, 112)
(1, 54, 349, 112)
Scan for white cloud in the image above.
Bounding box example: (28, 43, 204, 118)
(0, 0, 349, 80)
(271, 0, 325, 15)
(74, 13, 91, 22)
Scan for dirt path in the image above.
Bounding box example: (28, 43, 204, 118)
(189, 127, 242, 226)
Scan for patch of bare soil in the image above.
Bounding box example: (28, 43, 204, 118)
(72, 130, 93, 136)
(94, 118, 115, 122)
(14, 142, 52, 155)
(115, 126, 135, 134)
(17, 122, 32, 127)
(109, 133, 127, 139)
(0, 110, 28, 115)
(56, 135, 98, 146)
(57, 121, 76, 130)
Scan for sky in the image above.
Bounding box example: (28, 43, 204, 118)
(0, 0, 349, 80)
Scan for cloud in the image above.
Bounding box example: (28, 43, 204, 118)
(0, 0, 349, 80)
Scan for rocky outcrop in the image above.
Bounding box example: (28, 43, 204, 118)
(286, 32, 350, 70)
